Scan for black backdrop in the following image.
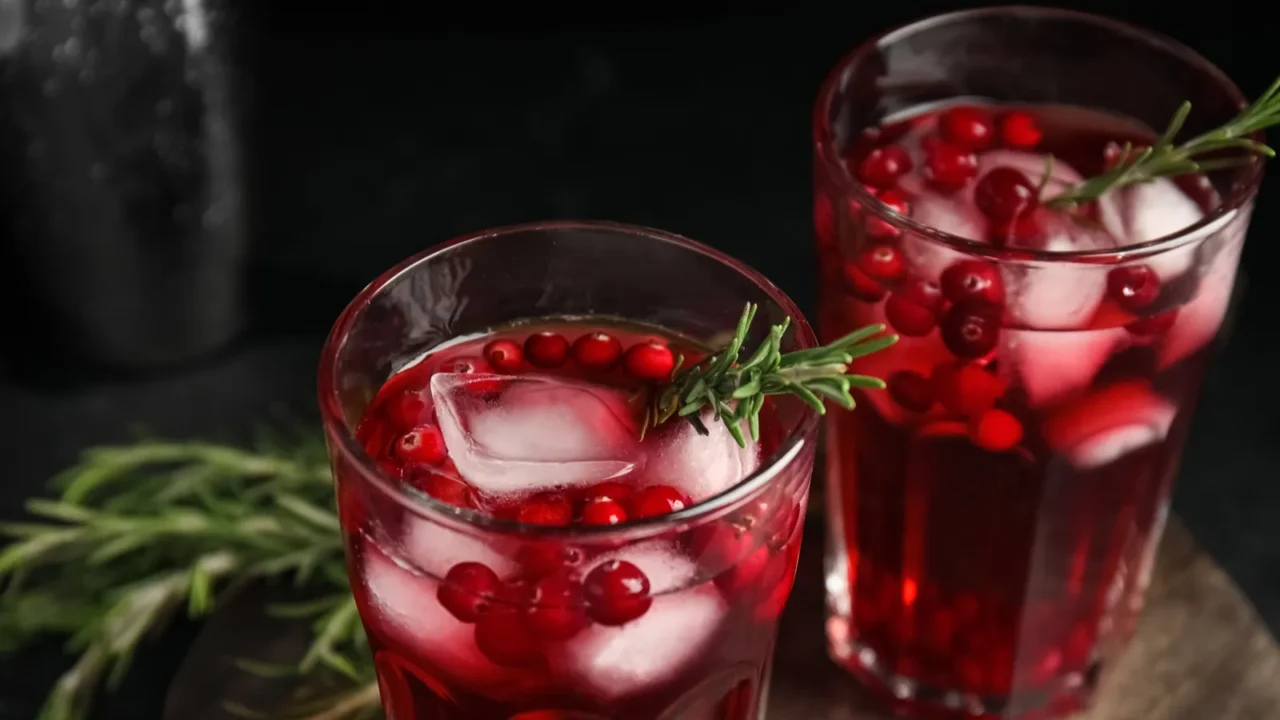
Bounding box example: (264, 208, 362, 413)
(2, 2, 1278, 718)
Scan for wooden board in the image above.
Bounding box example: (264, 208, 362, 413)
(165, 520, 1280, 719)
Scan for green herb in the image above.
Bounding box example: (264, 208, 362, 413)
(0, 434, 378, 720)
(1043, 75, 1280, 209)
(642, 303, 898, 447)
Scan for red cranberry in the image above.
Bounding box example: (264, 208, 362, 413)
(987, 214, 1042, 247)
(884, 280, 942, 337)
(930, 362, 1007, 417)
(1106, 265, 1161, 311)
(940, 106, 995, 150)
(858, 244, 906, 281)
(526, 574, 589, 641)
(887, 370, 935, 412)
(384, 389, 432, 430)
(692, 522, 754, 569)
(482, 339, 523, 373)
(516, 492, 574, 526)
(518, 543, 584, 578)
(581, 498, 628, 526)
(975, 167, 1039, 223)
(856, 144, 913, 188)
(474, 587, 541, 666)
(867, 189, 910, 239)
(841, 261, 886, 302)
(624, 341, 675, 380)
(524, 332, 570, 368)
(394, 425, 448, 465)
(630, 485, 691, 519)
(941, 302, 1002, 358)
(999, 111, 1042, 148)
(438, 562, 500, 623)
(413, 470, 476, 509)
(572, 332, 623, 370)
(968, 409, 1024, 451)
(924, 141, 979, 191)
(582, 481, 634, 505)
(376, 458, 404, 481)
(715, 545, 771, 596)
(940, 260, 1006, 306)
(1127, 308, 1179, 336)
(584, 560, 653, 625)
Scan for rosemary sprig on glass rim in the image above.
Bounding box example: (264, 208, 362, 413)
(1043, 74, 1280, 209)
(641, 303, 899, 447)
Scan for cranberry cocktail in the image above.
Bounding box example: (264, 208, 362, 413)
(319, 222, 841, 719)
(815, 9, 1264, 719)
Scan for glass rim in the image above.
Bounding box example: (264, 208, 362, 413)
(813, 5, 1266, 264)
(318, 219, 822, 542)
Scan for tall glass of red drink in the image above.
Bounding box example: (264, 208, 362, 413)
(318, 221, 822, 719)
(814, 8, 1262, 719)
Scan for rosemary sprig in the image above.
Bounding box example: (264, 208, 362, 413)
(0, 433, 377, 720)
(1043, 75, 1280, 209)
(642, 303, 898, 447)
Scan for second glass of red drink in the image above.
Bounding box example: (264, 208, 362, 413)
(815, 7, 1264, 720)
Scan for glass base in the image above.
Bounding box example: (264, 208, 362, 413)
(826, 614, 1098, 720)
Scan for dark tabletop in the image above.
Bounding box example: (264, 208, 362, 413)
(2, 4, 1280, 719)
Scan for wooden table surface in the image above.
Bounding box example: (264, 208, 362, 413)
(166, 519, 1280, 720)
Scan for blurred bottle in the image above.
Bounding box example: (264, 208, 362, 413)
(0, 0, 255, 380)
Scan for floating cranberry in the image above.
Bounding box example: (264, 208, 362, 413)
(572, 332, 623, 370)
(581, 498, 628, 526)
(475, 592, 541, 666)
(526, 574, 589, 641)
(584, 560, 653, 625)
(413, 470, 476, 509)
(516, 492, 574, 526)
(438, 562, 501, 623)
(524, 332, 570, 368)
(716, 545, 771, 596)
(693, 522, 754, 570)
(931, 362, 1007, 417)
(888, 370, 935, 412)
(867, 189, 910, 239)
(582, 481, 634, 505)
(482, 339, 523, 373)
(987, 214, 1042, 247)
(394, 424, 448, 465)
(969, 409, 1024, 452)
(624, 341, 675, 380)
(924, 141, 979, 191)
(376, 458, 404, 481)
(858, 244, 905, 281)
(1126, 308, 1179, 336)
(885, 280, 942, 337)
(384, 390, 432, 430)
(940, 106, 995, 150)
(999, 111, 1042, 149)
(1106, 265, 1161, 311)
(941, 302, 1002, 358)
(941, 260, 1006, 306)
(631, 485, 691, 519)
(841, 261, 886, 302)
(856, 144, 913, 188)
(519, 543, 584, 578)
(975, 167, 1039, 223)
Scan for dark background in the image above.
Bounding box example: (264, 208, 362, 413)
(2, 2, 1278, 718)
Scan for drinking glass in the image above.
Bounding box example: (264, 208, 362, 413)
(318, 221, 820, 719)
(813, 8, 1260, 718)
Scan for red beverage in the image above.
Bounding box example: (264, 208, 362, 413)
(326, 289, 817, 718)
(815, 81, 1256, 719)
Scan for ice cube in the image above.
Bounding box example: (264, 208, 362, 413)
(1000, 327, 1129, 408)
(1104, 179, 1204, 280)
(641, 412, 759, 502)
(431, 373, 641, 498)
(402, 514, 519, 580)
(1040, 381, 1176, 469)
(1158, 229, 1245, 370)
(1001, 210, 1117, 330)
(900, 192, 986, 282)
(361, 542, 512, 687)
(551, 548, 727, 701)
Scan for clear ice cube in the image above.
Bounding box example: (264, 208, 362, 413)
(641, 411, 760, 502)
(431, 373, 641, 499)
